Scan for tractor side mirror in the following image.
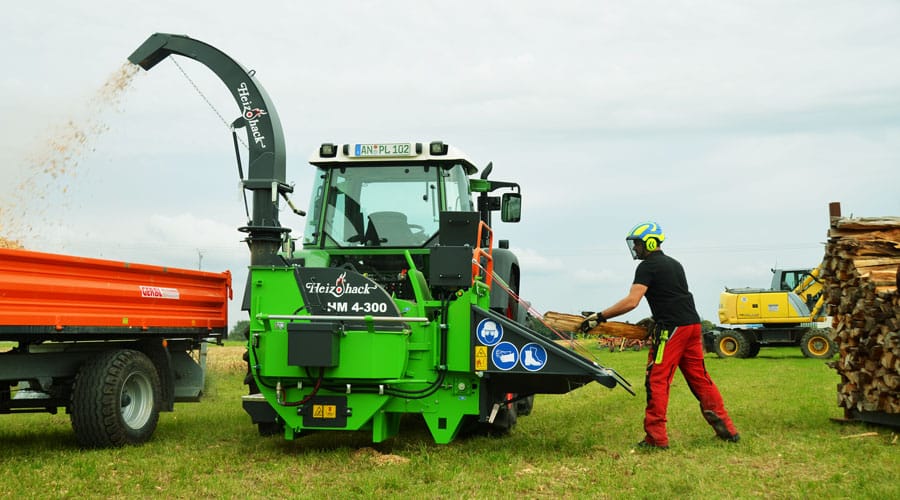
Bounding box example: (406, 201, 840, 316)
(500, 193, 521, 223)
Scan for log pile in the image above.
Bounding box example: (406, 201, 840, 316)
(542, 311, 649, 340)
(823, 211, 900, 417)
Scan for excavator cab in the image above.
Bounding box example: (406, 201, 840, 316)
(771, 268, 812, 291)
(771, 267, 824, 312)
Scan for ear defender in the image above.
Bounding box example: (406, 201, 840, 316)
(645, 238, 658, 251)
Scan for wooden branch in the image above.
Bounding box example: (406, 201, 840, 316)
(542, 311, 648, 340)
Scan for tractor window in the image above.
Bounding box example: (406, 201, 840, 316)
(301, 168, 328, 246)
(310, 165, 454, 248)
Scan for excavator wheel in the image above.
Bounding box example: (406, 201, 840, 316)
(714, 331, 750, 358)
(746, 341, 761, 358)
(800, 329, 836, 359)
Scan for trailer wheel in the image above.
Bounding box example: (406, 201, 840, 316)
(800, 330, 836, 359)
(714, 331, 749, 358)
(70, 349, 161, 447)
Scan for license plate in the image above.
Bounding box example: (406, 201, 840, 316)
(351, 143, 416, 158)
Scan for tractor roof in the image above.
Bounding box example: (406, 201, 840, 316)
(309, 141, 478, 175)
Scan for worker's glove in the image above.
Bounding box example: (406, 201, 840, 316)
(580, 311, 606, 333)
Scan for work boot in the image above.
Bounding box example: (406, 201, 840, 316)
(704, 410, 740, 442)
(634, 439, 668, 451)
(719, 433, 741, 443)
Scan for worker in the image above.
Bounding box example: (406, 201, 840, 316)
(581, 222, 740, 450)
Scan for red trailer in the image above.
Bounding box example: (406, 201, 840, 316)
(0, 247, 232, 447)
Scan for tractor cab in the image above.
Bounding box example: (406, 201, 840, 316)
(302, 142, 478, 249)
(302, 141, 520, 252)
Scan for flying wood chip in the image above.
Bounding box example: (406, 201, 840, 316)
(543, 311, 649, 340)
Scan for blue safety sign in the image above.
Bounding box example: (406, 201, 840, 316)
(519, 343, 547, 372)
(491, 341, 518, 371)
(476, 318, 503, 346)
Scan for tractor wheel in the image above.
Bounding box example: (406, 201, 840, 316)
(714, 331, 750, 358)
(515, 395, 535, 416)
(487, 395, 519, 435)
(800, 330, 836, 359)
(70, 349, 161, 447)
(459, 402, 518, 438)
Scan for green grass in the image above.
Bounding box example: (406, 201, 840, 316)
(1, 343, 897, 499)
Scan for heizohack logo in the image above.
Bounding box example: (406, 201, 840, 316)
(236, 82, 268, 148)
(304, 272, 376, 298)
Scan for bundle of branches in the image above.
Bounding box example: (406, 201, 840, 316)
(823, 212, 900, 416)
(542, 311, 649, 340)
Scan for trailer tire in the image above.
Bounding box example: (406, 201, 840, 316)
(800, 330, 836, 359)
(714, 331, 750, 358)
(70, 349, 161, 448)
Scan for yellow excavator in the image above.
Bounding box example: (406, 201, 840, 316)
(704, 266, 836, 359)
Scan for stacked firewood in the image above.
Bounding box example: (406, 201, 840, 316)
(823, 210, 900, 416)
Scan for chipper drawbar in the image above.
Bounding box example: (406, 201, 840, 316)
(128, 33, 631, 443)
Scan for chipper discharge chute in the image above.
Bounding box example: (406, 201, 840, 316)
(128, 33, 631, 444)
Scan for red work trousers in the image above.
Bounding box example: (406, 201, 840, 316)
(643, 323, 737, 447)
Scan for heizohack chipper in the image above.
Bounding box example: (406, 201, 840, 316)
(128, 33, 631, 444)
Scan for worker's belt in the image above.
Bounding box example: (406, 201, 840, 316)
(648, 322, 669, 343)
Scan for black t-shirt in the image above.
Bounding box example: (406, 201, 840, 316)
(633, 251, 701, 327)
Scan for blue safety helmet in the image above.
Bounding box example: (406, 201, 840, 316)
(626, 222, 665, 259)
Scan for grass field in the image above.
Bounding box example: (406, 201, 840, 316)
(1, 341, 896, 499)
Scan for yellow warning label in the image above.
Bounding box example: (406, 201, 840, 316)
(475, 345, 488, 370)
(313, 404, 337, 419)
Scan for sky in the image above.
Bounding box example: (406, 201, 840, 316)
(2, 1, 899, 330)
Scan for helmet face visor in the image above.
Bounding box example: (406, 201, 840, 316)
(626, 239, 639, 260)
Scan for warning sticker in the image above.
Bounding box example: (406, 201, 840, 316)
(476, 318, 503, 346)
(491, 341, 518, 371)
(313, 404, 337, 419)
(475, 345, 488, 370)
